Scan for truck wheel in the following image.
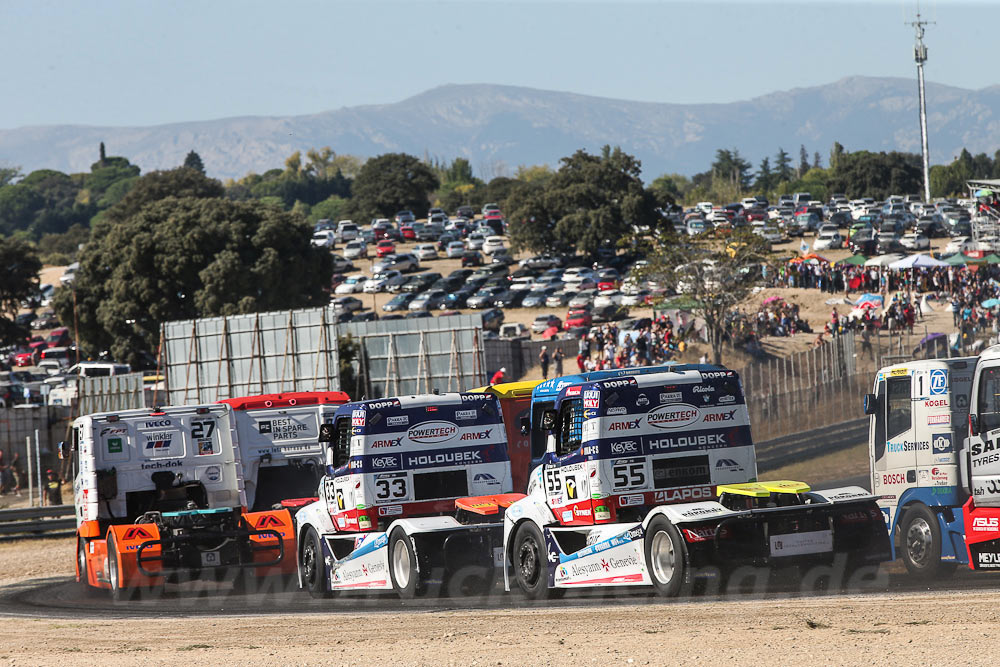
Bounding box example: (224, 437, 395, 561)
(300, 528, 330, 599)
(389, 530, 425, 599)
(107, 536, 137, 602)
(512, 522, 552, 600)
(900, 505, 956, 579)
(644, 516, 685, 597)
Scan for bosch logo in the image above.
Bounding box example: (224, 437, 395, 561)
(610, 441, 639, 455)
(372, 456, 398, 469)
(608, 419, 641, 432)
(407, 421, 458, 444)
(882, 473, 907, 485)
(646, 403, 700, 429)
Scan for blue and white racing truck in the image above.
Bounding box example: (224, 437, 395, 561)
(293, 392, 520, 598)
(502, 367, 890, 597)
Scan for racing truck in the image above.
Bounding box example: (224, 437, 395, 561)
(220, 392, 350, 511)
(871, 347, 1000, 574)
(71, 404, 296, 600)
(501, 367, 890, 597)
(864, 357, 974, 577)
(293, 391, 522, 598)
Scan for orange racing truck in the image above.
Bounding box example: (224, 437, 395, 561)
(71, 404, 295, 599)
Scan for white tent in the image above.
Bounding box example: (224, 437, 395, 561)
(888, 253, 950, 269)
(865, 254, 904, 267)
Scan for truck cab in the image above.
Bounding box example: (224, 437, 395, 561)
(964, 345, 1000, 569)
(865, 358, 974, 576)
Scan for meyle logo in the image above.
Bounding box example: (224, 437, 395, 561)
(972, 517, 999, 531)
(387, 415, 409, 426)
(646, 404, 700, 429)
(461, 429, 493, 441)
(406, 451, 482, 467)
(145, 420, 171, 428)
(607, 407, 627, 415)
(608, 419, 641, 431)
(407, 421, 458, 444)
(371, 437, 402, 448)
(610, 440, 639, 455)
(703, 409, 737, 423)
(372, 455, 398, 469)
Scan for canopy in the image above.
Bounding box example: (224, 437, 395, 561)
(976, 189, 995, 197)
(865, 254, 904, 267)
(788, 252, 829, 265)
(944, 253, 968, 266)
(855, 293, 883, 309)
(986, 254, 1000, 265)
(983, 299, 1000, 309)
(887, 253, 950, 269)
(836, 254, 867, 266)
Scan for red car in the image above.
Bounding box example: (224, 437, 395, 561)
(376, 240, 396, 258)
(400, 224, 416, 240)
(564, 308, 593, 329)
(14, 352, 33, 367)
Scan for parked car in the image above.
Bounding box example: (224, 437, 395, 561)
(461, 251, 484, 267)
(311, 231, 337, 248)
(343, 240, 368, 260)
(545, 290, 574, 308)
(522, 287, 558, 309)
(331, 296, 363, 314)
(481, 236, 506, 255)
(405, 310, 433, 320)
(400, 272, 442, 293)
(621, 289, 651, 307)
(466, 286, 507, 310)
(375, 239, 396, 258)
(335, 221, 359, 242)
(499, 323, 529, 339)
(440, 286, 478, 310)
(334, 275, 366, 294)
(395, 210, 415, 225)
(564, 307, 593, 329)
(593, 290, 624, 309)
(568, 289, 598, 309)
(493, 290, 528, 309)
(900, 232, 930, 251)
(363, 270, 406, 293)
(813, 230, 843, 251)
(414, 244, 439, 261)
(330, 254, 353, 273)
(382, 292, 417, 312)
(531, 314, 562, 334)
(409, 289, 449, 311)
(491, 250, 515, 266)
(520, 254, 565, 270)
(466, 233, 486, 250)
(455, 205, 476, 220)
(380, 254, 419, 273)
(480, 308, 505, 332)
(445, 241, 467, 258)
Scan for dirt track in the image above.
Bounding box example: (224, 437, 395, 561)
(0, 537, 997, 665)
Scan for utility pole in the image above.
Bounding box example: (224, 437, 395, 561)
(907, 12, 934, 203)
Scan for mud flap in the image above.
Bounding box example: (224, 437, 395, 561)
(963, 497, 1000, 570)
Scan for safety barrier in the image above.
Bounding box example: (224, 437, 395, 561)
(0, 504, 75, 536)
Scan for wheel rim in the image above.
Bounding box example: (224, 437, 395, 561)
(108, 549, 119, 592)
(78, 545, 87, 582)
(393, 539, 411, 589)
(518, 536, 540, 586)
(650, 530, 676, 584)
(303, 539, 318, 586)
(906, 517, 933, 567)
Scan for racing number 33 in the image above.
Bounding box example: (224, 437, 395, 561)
(376, 477, 407, 500)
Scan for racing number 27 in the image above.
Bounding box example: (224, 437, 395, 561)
(191, 420, 216, 438)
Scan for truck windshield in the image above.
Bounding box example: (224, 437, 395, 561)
(886, 376, 912, 440)
(557, 399, 584, 457)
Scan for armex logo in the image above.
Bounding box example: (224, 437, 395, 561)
(608, 419, 641, 431)
(460, 429, 493, 441)
(371, 437, 402, 448)
(702, 409, 737, 423)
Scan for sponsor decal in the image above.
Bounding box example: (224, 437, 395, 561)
(565, 476, 578, 500)
(144, 432, 173, 450)
(205, 466, 221, 482)
(636, 394, 649, 407)
(255, 514, 284, 529)
(404, 450, 482, 467)
(929, 368, 947, 395)
(646, 404, 700, 429)
(610, 440, 639, 455)
(770, 530, 834, 556)
(608, 419, 641, 432)
(618, 494, 643, 507)
(977, 552, 1000, 568)
(692, 385, 715, 393)
(573, 507, 591, 517)
(972, 452, 1000, 468)
(461, 394, 489, 401)
(932, 433, 953, 454)
(971, 517, 999, 532)
(606, 406, 627, 416)
(372, 455, 399, 469)
(890, 368, 908, 377)
(583, 409, 598, 420)
(681, 506, 721, 518)
(122, 527, 153, 541)
(594, 505, 610, 520)
(970, 439, 1000, 456)
(197, 439, 214, 455)
(407, 421, 458, 444)
(140, 460, 182, 470)
(454, 410, 476, 421)
(474, 472, 501, 486)
(366, 399, 401, 410)
(100, 427, 127, 437)
(372, 437, 403, 448)
(927, 414, 951, 426)
(378, 505, 403, 516)
(144, 420, 171, 428)
(566, 386, 582, 397)
(702, 409, 737, 423)
(659, 391, 682, 403)
(882, 473, 907, 485)
(887, 441, 929, 453)
(719, 395, 736, 404)
(351, 409, 366, 427)
(460, 429, 493, 441)
(583, 390, 599, 400)
(648, 433, 725, 450)
(584, 398, 600, 409)
(715, 458, 743, 472)
(682, 526, 718, 542)
(654, 486, 712, 502)
(107, 437, 123, 454)
(600, 378, 636, 389)
(358, 515, 371, 530)
(924, 399, 947, 408)
(258, 421, 272, 434)
(561, 510, 572, 522)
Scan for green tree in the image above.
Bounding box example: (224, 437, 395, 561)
(37, 224, 90, 264)
(0, 184, 42, 235)
(183, 150, 206, 174)
(775, 148, 794, 182)
(54, 197, 331, 366)
(345, 153, 439, 220)
(753, 157, 773, 193)
(829, 142, 846, 172)
(825, 151, 922, 200)
(308, 195, 348, 223)
(0, 237, 41, 345)
(798, 145, 809, 177)
(0, 166, 21, 187)
(100, 167, 224, 227)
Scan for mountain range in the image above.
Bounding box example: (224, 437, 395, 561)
(2, 76, 998, 181)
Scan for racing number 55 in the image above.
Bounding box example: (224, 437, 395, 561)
(612, 461, 645, 489)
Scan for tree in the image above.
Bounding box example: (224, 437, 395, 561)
(0, 166, 21, 188)
(507, 146, 658, 257)
(0, 184, 43, 235)
(825, 151, 922, 200)
(774, 148, 794, 183)
(54, 197, 331, 366)
(798, 145, 810, 178)
(100, 166, 224, 227)
(829, 142, 846, 172)
(183, 150, 206, 174)
(632, 229, 771, 364)
(812, 152, 821, 170)
(753, 158, 773, 193)
(0, 237, 41, 345)
(345, 153, 439, 220)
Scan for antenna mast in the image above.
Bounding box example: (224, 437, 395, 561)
(907, 10, 934, 202)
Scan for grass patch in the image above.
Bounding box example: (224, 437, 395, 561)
(178, 644, 212, 651)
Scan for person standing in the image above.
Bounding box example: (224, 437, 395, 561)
(539, 346, 550, 380)
(490, 367, 506, 385)
(553, 347, 564, 377)
(43, 469, 62, 506)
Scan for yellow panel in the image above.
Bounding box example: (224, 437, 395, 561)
(758, 480, 811, 494)
(890, 368, 909, 376)
(468, 380, 543, 398)
(717, 482, 771, 498)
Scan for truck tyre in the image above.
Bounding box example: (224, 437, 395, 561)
(644, 516, 685, 597)
(300, 527, 330, 599)
(77, 539, 96, 594)
(107, 535, 137, 602)
(900, 505, 957, 580)
(389, 530, 425, 599)
(512, 522, 552, 600)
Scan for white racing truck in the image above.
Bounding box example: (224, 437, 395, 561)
(501, 368, 890, 597)
(293, 392, 521, 598)
(71, 404, 297, 599)
(221, 392, 351, 512)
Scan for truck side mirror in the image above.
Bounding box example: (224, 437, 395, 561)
(540, 410, 557, 431)
(519, 416, 530, 436)
(318, 423, 335, 443)
(863, 394, 878, 416)
(970, 413, 980, 436)
(57, 441, 67, 460)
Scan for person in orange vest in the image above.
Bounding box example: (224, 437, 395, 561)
(490, 367, 506, 385)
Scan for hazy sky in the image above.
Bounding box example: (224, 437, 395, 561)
(1, 1, 994, 129)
